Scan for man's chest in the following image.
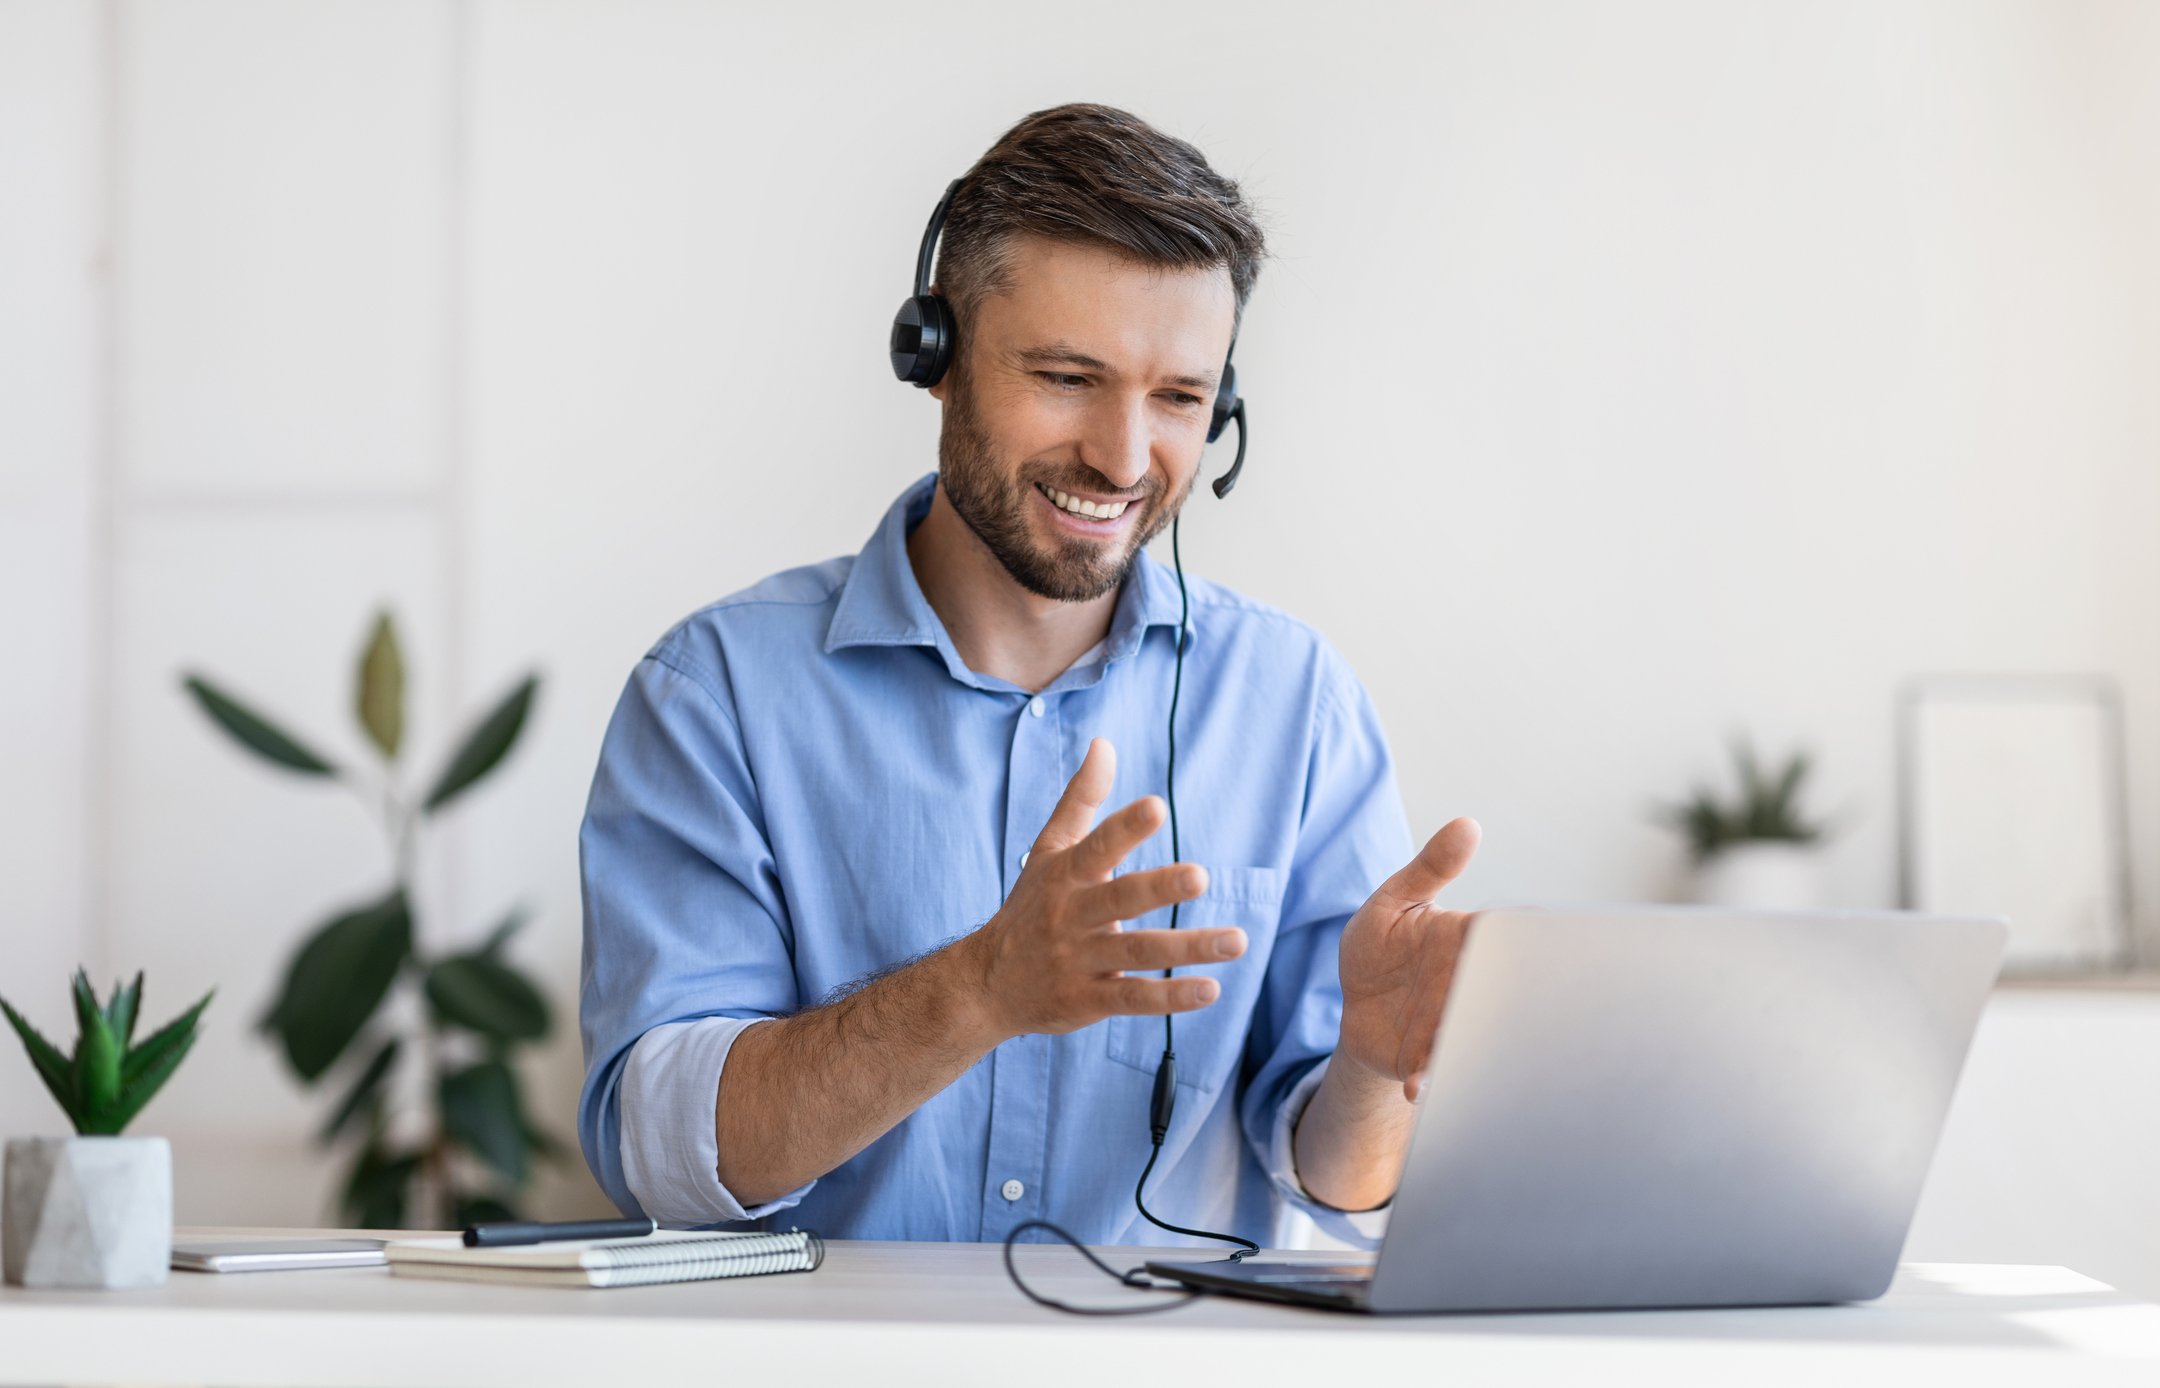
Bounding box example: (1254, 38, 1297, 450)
(727, 643, 1316, 1002)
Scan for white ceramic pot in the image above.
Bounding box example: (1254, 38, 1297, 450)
(2, 1135, 172, 1289)
(1690, 841, 1828, 911)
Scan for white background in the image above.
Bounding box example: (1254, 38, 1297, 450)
(2, 0, 2157, 1294)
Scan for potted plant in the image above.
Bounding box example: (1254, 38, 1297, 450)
(2, 973, 212, 1288)
(182, 610, 554, 1228)
(1656, 739, 1832, 909)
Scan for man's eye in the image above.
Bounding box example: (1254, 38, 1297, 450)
(1040, 373, 1089, 389)
(1167, 393, 1204, 409)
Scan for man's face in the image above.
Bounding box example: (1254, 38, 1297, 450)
(930, 236, 1238, 603)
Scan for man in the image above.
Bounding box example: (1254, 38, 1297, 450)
(577, 103, 1479, 1247)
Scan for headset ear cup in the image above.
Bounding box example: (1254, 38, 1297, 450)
(890, 294, 954, 387)
(1207, 358, 1239, 443)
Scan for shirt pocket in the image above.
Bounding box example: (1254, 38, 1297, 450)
(1104, 864, 1288, 1095)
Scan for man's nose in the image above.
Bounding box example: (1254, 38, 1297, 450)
(1081, 394, 1153, 491)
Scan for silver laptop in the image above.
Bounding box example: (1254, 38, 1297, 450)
(1148, 904, 2006, 1313)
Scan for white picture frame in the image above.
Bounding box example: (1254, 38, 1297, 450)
(1899, 676, 2132, 975)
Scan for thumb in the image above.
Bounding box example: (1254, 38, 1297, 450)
(1034, 737, 1117, 853)
(1372, 817, 1481, 911)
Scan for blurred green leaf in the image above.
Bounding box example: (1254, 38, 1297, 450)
(522, 1118, 564, 1163)
(424, 956, 549, 1042)
(1654, 740, 1825, 860)
(423, 675, 538, 814)
(439, 1060, 528, 1183)
(475, 907, 528, 960)
(262, 893, 412, 1082)
(1, 996, 76, 1125)
(356, 611, 405, 762)
(70, 971, 123, 1133)
(123, 989, 214, 1089)
(452, 1193, 522, 1227)
(319, 1037, 401, 1144)
(341, 1139, 421, 1230)
(181, 675, 338, 777)
(107, 991, 210, 1133)
(106, 972, 143, 1048)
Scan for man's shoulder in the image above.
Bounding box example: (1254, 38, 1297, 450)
(642, 555, 855, 680)
(1174, 571, 1358, 687)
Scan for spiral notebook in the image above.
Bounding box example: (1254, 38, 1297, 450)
(385, 1229, 823, 1289)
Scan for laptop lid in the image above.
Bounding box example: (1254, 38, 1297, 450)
(1367, 905, 2005, 1314)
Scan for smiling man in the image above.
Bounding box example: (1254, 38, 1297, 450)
(577, 103, 1480, 1247)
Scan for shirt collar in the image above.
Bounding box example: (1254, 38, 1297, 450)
(823, 472, 1193, 684)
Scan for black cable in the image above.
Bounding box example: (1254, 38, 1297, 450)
(1001, 1220, 1203, 1316)
(1131, 1133, 1259, 1257)
(1001, 513, 1256, 1318)
(1130, 512, 1258, 1259)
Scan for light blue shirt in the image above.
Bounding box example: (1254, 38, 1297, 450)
(577, 472, 1412, 1247)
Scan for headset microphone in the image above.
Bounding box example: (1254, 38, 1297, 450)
(1205, 358, 1248, 499)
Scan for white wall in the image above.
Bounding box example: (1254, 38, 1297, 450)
(0, 0, 100, 1146)
(1, 0, 2156, 1269)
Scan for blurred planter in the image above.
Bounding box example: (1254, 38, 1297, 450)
(1689, 841, 1828, 911)
(2, 1135, 171, 1289)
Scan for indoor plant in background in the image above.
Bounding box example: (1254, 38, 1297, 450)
(1656, 739, 1833, 910)
(182, 611, 554, 1229)
(1, 973, 212, 1288)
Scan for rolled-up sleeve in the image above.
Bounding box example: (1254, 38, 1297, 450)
(576, 646, 814, 1226)
(1237, 653, 1414, 1240)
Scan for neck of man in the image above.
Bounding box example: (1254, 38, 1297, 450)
(906, 483, 1121, 696)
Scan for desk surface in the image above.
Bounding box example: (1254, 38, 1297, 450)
(3, 1228, 2157, 1388)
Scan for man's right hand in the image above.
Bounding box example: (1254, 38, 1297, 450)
(715, 735, 1245, 1206)
(950, 736, 1247, 1041)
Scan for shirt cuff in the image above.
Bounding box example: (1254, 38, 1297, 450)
(1268, 1055, 1390, 1250)
(618, 1016, 816, 1226)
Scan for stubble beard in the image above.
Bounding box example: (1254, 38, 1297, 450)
(935, 365, 1194, 603)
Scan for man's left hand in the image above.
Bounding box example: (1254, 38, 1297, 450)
(1335, 818, 1482, 1103)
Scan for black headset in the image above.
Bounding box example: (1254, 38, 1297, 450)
(890, 179, 1249, 499)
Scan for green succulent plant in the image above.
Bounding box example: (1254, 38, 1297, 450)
(182, 609, 552, 1229)
(1656, 738, 1827, 864)
(2, 971, 213, 1136)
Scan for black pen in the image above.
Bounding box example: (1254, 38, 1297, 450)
(462, 1216, 658, 1248)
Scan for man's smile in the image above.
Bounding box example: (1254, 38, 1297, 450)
(1033, 481, 1140, 534)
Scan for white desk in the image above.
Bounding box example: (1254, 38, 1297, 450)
(2, 1228, 2157, 1387)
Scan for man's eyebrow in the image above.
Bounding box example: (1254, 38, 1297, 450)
(1013, 341, 1220, 391)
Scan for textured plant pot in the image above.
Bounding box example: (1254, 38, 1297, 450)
(1691, 841, 1828, 911)
(2, 1135, 171, 1289)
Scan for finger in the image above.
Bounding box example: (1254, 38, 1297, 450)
(1033, 738, 1116, 854)
(1080, 926, 1246, 975)
(1370, 817, 1481, 911)
(1074, 862, 1207, 923)
(1064, 794, 1167, 879)
(1094, 974, 1221, 1015)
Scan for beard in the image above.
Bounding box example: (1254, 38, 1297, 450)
(936, 365, 1194, 603)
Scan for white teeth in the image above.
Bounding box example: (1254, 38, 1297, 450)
(1040, 485, 1128, 520)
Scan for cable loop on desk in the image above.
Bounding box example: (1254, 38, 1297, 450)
(1001, 1220, 1203, 1317)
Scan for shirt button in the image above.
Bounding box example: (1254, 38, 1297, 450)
(1001, 1179, 1025, 1202)
(1019, 849, 1031, 869)
(1028, 697, 1045, 718)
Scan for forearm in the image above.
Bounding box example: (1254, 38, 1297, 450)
(1290, 1053, 1419, 1212)
(714, 939, 1002, 1207)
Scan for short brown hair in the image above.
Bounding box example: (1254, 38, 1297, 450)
(935, 103, 1267, 345)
